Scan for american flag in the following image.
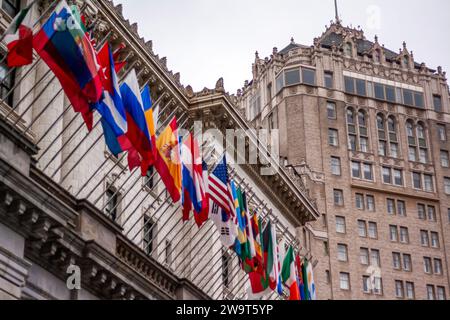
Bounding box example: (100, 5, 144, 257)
(208, 155, 234, 216)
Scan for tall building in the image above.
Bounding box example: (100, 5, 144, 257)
(0, 0, 319, 300)
(237, 18, 450, 300)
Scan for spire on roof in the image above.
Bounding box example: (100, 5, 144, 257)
(334, 0, 341, 24)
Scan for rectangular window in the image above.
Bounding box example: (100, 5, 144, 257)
(363, 163, 373, 181)
(302, 68, 316, 86)
(382, 167, 392, 184)
(397, 201, 406, 217)
(0, 58, 15, 107)
(335, 216, 346, 234)
(327, 102, 337, 119)
(403, 254, 412, 272)
(434, 259, 443, 275)
(363, 276, 371, 293)
(428, 206, 437, 222)
(340, 273, 350, 290)
(395, 281, 404, 298)
(371, 249, 381, 267)
(427, 285, 435, 300)
(222, 251, 231, 288)
(337, 244, 348, 262)
(360, 248, 369, 265)
(424, 257, 432, 274)
(400, 227, 409, 243)
(360, 137, 369, 153)
(390, 143, 399, 158)
(143, 216, 154, 255)
(374, 83, 385, 100)
(285, 68, 301, 86)
(441, 151, 449, 167)
(393, 253, 401, 269)
(418, 204, 426, 220)
(334, 189, 344, 206)
(421, 230, 430, 247)
(355, 193, 365, 210)
(431, 232, 440, 248)
(329, 129, 339, 146)
(368, 222, 378, 239)
(387, 199, 396, 215)
(348, 135, 357, 151)
(385, 85, 396, 103)
(414, 92, 424, 108)
(390, 226, 399, 242)
(352, 161, 361, 179)
(408, 147, 417, 162)
(358, 220, 367, 238)
(379, 141, 387, 157)
(331, 157, 341, 176)
(356, 79, 367, 96)
(413, 173, 422, 190)
(276, 73, 284, 93)
(403, 89, 414, 106)
(434, 95, 443, 112)
(406, 282, 415, 299)
(145, 167, 155, 189)
(445, 178, 450, 194)
(324, 71, 334, 89)
(373, 277, 383, 295)
(366, 195, 375, 212)
(344, 76, 355, 94)
(419, 149, 428, 164)
(105, 188, 118, 221)
(437, 287, 446, 301)
(438, 125, 447, 142)
(424, 174, 433, 192)
(393, 169, 403, 186)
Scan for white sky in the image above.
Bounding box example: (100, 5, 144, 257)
(117, 0, 450, 93)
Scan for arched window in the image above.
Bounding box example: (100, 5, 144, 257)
(378, 114, 399, 158)
(403, 56, 410, 68)
(377, 114, 387, 156)
(388, 116, 399, 158)
(407, 121, 429, 163)
(347, 107, 370, 153)
(417, 122, 428, 164)
(358, 110, 369, 153)
(345, 42, 353, 57)
(374, 50, 381, 63)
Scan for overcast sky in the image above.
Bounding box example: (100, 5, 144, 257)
(117, 0, 450, 93)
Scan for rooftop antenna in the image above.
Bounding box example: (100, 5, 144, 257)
(334, 0, 341, 24)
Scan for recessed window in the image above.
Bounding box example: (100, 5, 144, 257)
(329, 129, 339, 146)
(403, 254, 412, 272)
(285, 68, 301, 86)
(356, 193, 365, 210)
(433, 95, 442, 112)
(337, 244, 348, 262)
(405, 282, 415, 299)
(344, 76, 355, 94)
(143, 215, 155, 255)
(327, 102, 337, 119)
(437, 125, 447, 142)
(437, 287, 446, 301)
(340, 273, 350, 291)
(421, 230, 430, 247)
(324, 71, 334, 89)
(427, 285, 435, 300)
(360, 248, 369, 265)
(331, 157, 342, 176)
(441, 151, 449, 168)
(105, 188, 119, 221)
(371, 249, 381, 267)
(358, 220, 367, 238)
(382, 167, 392, 184)
(424, 257, 432, 274)
(276, 73, 284, 93)
(393, 253, 401, 269)
(336, 216, 346, 234)
(222, 250, 231, 288)
(418, 204, 426, 220)
(352, 161, 361, 179)
(445, 177, 450, 194)
(395, 281, 404, 298)
(302, 68, 316, 86)
(390, 226, 399, 242)
(397, 201, 406, 217)
(434, 259, 443, 275)
(334, 189, 344, 206)
(428, 206, 437, 222)
(368, 222, 378, 239)
(400, 227, 409, 243)
(356, 79, 367, 96)
(431, 232, 440, 248)
(0, 56, 16, 107)
(1, 0, 20, 18)
(387, 199, 396, 215)
(366, 195, 375, 212)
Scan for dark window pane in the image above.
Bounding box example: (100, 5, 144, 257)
(2, 0, 19, 17)
(276, 73, 284, 93)
(325, 72, 333, 89)
(403, 89, 414, 106)
(356, 79, 366, 96)
(374, 83, 385, 100)
(344, 77, 355, 94)
(414, 92, 424, 108)
(385, 86, 396, 103)
(285, 69, 300, 86)
(434, 95, 442, 112)
(302, 68, 316, 86)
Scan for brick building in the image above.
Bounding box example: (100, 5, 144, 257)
(237, 19, 450, 300)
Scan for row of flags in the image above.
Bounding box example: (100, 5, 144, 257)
(2, 0, 317, 301)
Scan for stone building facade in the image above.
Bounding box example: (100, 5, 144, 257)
(238, 20, 450, 300)
(0, 0, 319, 300)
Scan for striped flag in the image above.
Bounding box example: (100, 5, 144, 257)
(4, 2, 34, 67)
(208, 155, 233, 215)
